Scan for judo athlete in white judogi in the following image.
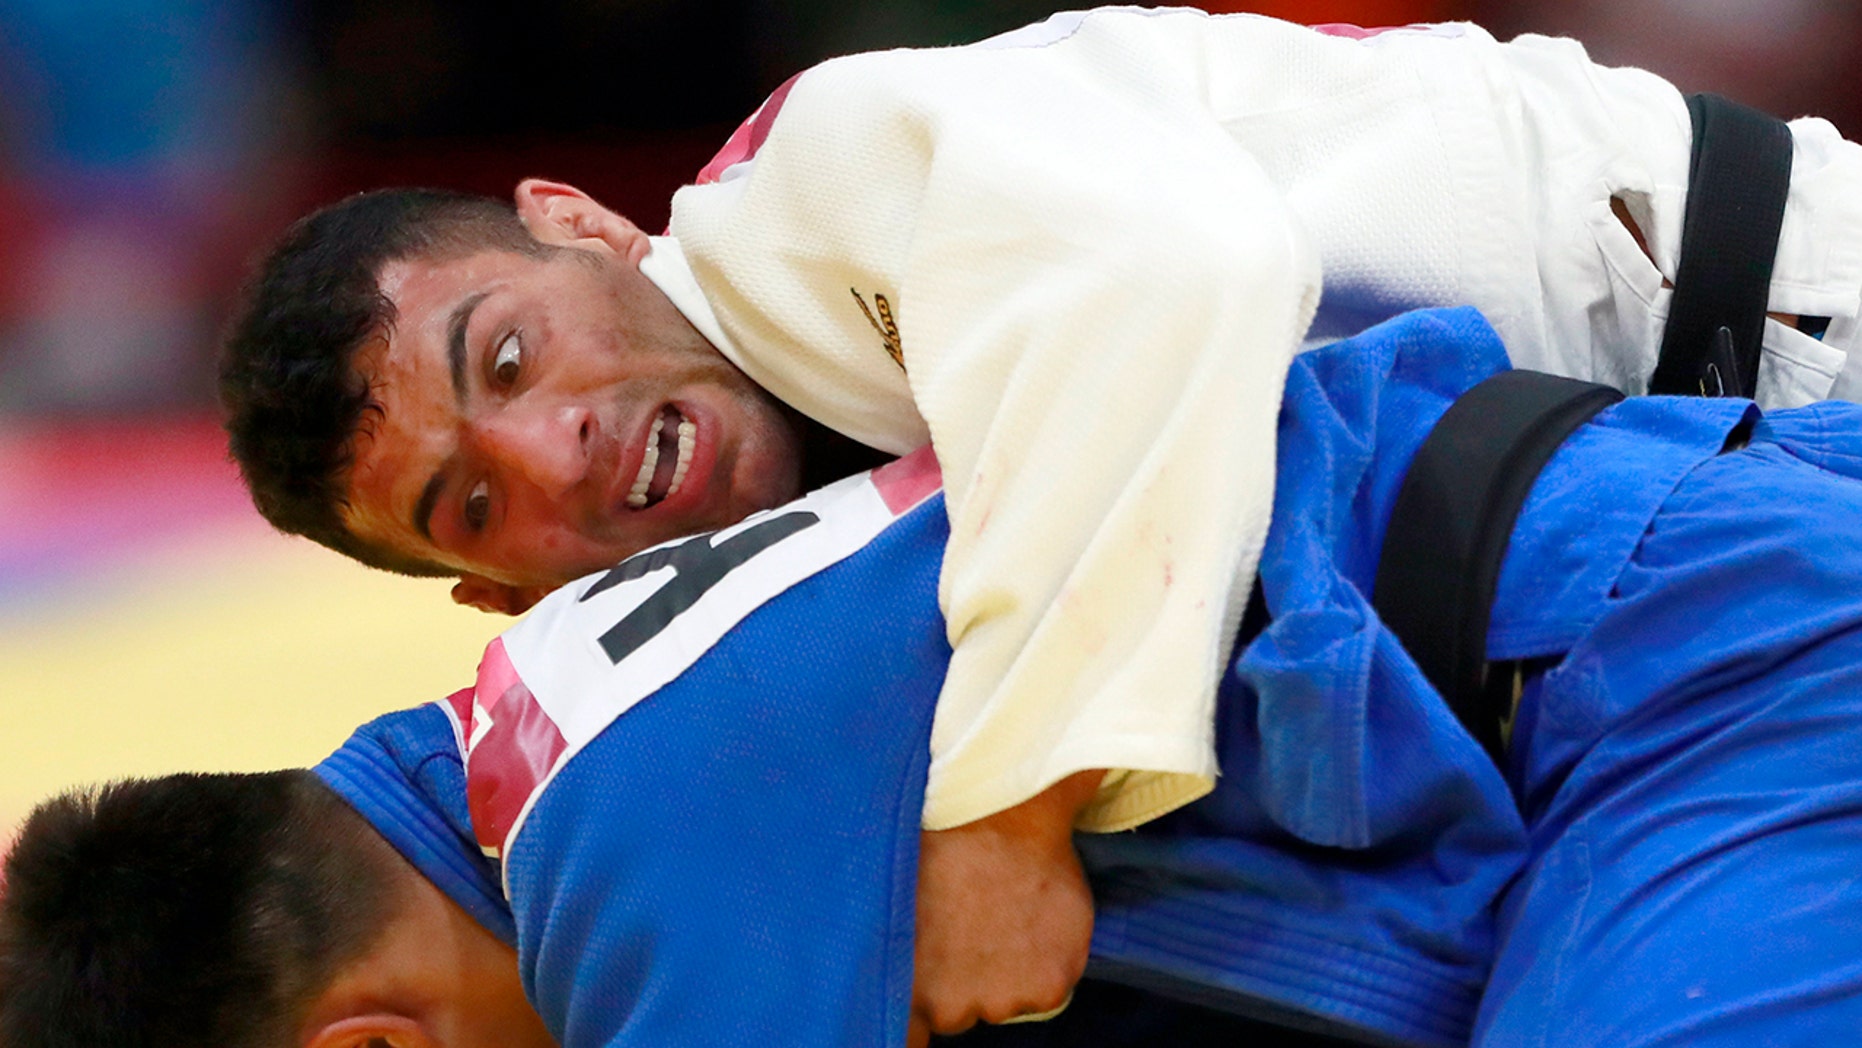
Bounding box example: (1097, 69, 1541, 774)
(211, 8, 1862, 1038)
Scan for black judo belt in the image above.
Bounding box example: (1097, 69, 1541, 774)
(1648, 93, 1794, 398)
(1368, 94, 1792, 761)
(1371, 372, 1621, 762)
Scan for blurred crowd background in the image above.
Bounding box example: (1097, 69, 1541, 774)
(1, 0, 1857, 831)
(0, 0, 1856, 417)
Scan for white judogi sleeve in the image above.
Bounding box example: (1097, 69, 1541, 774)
(671, 11, 1320, 830)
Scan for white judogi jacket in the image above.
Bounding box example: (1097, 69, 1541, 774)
(638, 7, 1862, 830)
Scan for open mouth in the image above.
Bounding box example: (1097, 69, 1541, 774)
(626, 405, 696, 510)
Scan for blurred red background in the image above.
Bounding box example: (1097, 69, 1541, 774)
(0, 0, 1851, 418)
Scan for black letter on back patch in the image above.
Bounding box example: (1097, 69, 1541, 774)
(582, 511, 821, 664)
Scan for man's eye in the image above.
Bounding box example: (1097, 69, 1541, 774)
(493, 333, 522, 386)
(464, 481, 491, 531)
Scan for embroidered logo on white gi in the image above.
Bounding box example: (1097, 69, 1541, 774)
(459, 448, 943, 881)
(851, 288, 905, 371)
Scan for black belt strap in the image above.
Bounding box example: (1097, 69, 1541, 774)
(1371, 371, 1623, 761)
(1648, 93, 1794, 398)
(1281, 97, 1788, 763)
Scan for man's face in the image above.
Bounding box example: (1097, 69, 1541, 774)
(340, 242, 803, 593)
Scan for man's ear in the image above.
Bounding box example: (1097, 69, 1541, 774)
(513, 178, 650, 264)
(452, 574, 553, 616)
(304, 1013, 437, 1048)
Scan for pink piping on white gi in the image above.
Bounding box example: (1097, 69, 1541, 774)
(1309, 21, 1465, 41)
(692, 72, 802, 188)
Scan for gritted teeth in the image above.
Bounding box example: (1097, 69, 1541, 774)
(626, 407, 695, 510)
(625, 416, 664, 508)
(667, 419, 696, 498)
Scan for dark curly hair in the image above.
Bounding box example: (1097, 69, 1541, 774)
(0, 772, 401, 1048)
(219, 188, 546, 576)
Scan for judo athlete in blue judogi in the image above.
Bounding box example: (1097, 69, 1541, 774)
(9, 308, 1862, 1048)
(317, 306, 1862, 1047)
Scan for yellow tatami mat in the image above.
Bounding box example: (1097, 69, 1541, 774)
(0, 418, 502, 841)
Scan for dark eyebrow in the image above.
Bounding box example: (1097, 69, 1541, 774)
(413, 472, 446, 544)
(446, 291, 490, 403)
(417, 291, 488, 544)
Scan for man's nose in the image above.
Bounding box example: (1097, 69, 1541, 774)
(469, 402, 593, 498)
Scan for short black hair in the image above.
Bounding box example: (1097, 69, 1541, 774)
(0, 772, 401, 1048)
(219, 188, 547, 577)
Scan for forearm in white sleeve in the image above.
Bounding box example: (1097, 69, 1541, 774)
(898, 76, 1321, 833)
(671, 12, 1322, 831)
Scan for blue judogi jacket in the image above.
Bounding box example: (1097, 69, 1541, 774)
(316, 308, 1750, 1047)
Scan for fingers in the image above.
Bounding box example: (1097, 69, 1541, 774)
(912, 958, 1079, 1035)
(909, 986, 1075, 1043)
(993, 990, 1074, 1025)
